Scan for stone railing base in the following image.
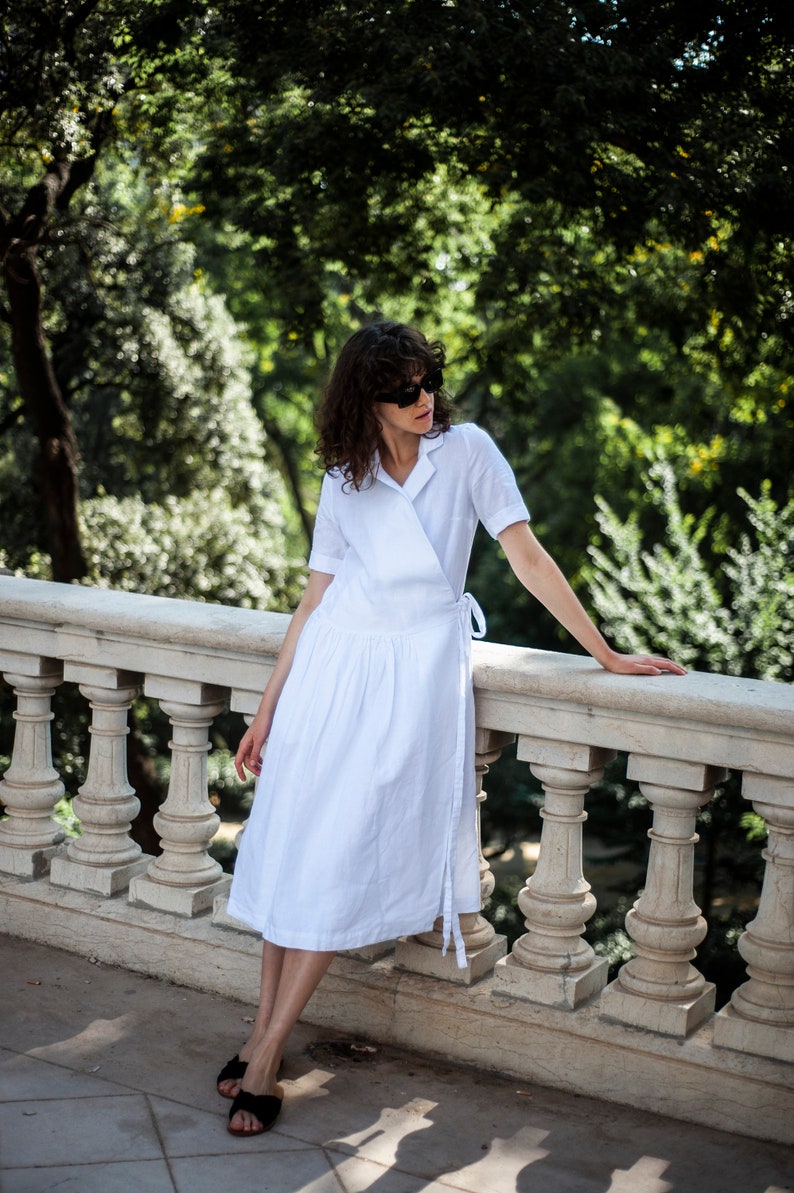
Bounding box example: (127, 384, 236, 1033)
(1, 875, 791, 1148)
(493, 952, 609, 1010)
(129, 871, 231, 916)
(395, 932, 507, 986)
(600, 975, 717, 1038)
(713, 1003, 794, 1065)
(50, 853, 152, 898)
(0, 841, 65, 879)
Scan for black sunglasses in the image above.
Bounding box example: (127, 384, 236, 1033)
(375, 368, 444, 409)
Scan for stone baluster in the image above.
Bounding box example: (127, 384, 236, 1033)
(494, 738, 615, 1008)
(713, 774, 794, 1063)
(129, 679, 229, 916)
(473, 728, 516, 917)
(600, 756, 724, 1036)
(395, 728, 515, 984)
(50, 664, 151, 896)
(0, 657, 65, 877)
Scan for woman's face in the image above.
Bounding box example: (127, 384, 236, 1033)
(373, 372, 435, 438)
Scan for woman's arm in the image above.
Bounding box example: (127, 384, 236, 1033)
(234, 569, 335, 779)
(497, 522, 686, 676)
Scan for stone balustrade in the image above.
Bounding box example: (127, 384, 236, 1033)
(0, 576, 792, 1145)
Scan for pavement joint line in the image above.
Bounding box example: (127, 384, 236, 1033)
(143, 1089, 178, 1190)
(321, 1143, 355, 1193)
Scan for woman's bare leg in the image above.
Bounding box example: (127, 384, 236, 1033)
(217, 939, 286, 1097)
(229, 946, 335, 1134)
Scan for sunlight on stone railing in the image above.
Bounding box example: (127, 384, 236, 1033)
(0, 577, 792, 1143)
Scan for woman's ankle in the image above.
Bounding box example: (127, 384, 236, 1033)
(241, 1043, 283, 1093)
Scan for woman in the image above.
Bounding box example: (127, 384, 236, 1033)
(220, 322, 685, 1136)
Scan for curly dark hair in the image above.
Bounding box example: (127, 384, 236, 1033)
(316, 322, 454, 490)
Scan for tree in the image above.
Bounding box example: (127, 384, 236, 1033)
(184, 0, 793, 652)
(0, 0, 207, 579)
(197, 0, 793, 351)
(0, 2, 298, 852)
(7, 0, 790, 595)
(1, 139, 300, 603)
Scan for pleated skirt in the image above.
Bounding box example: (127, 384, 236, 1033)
(226, 606, 480, 951)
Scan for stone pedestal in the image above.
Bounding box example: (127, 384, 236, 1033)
(130, 679, 229, 916)
(51, 664, 152, 896)
(0, 658, 65, 878)
(494, 738, 614, 1009)
(713, 774, 794, 1062)
(397, 917, 507, 986)
(600, 757, 723, 1037)
(495, 950, 607, 1009)
(130, 871, 232, 916)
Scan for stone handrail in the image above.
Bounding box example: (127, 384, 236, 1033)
(1, 577, 792, 1141)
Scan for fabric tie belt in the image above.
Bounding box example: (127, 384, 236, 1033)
(440, 592, 486, 967)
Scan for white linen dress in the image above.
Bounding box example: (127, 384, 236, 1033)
(226, 423, 529, 966)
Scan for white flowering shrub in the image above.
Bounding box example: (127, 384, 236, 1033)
(79, 488, 298, 609)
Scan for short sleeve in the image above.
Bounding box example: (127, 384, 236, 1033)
(308, 472, 349, 574)
(463, 424, 530, 539)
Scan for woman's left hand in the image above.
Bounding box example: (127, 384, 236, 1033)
(602, 650, 687, 676)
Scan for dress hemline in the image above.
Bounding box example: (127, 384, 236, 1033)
(225, 899, 482, 958)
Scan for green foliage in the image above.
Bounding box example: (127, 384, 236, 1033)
(740, 811, 768, 843)
(1, 1, 127, 163)
(53, 797, 81, 838)
(587, 462, 739, 672)
(586, 464, 794, 681)
(589, 908, 635, 979)
(77, 489, 296, 608)
(4, 0, 792, 624)
(53, 161, 283, 502)
(723, 484, 794, 683)
(199, 0, 794, 366)
(1, 151, 301, 607)
(181, 1, 794, 658)
(0, 0, 205, 160)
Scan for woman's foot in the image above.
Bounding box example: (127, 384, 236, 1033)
(216, 1054, 248, 1099)
(227, 1084, 284, 1136)
(227, 1048, 283, 1135)
(217, 1051, 284, 1099)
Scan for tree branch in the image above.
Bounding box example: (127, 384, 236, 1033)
(261, 415, 315, 551)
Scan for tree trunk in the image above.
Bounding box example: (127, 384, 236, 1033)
(3, 248, 87, 581)
(0, 158, 101, 583)
(262, 416, 315, 551)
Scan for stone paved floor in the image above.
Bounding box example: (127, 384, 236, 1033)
(1, 935, 792, 1193)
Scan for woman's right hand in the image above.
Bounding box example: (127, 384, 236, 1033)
(234, 714, 272, 781)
